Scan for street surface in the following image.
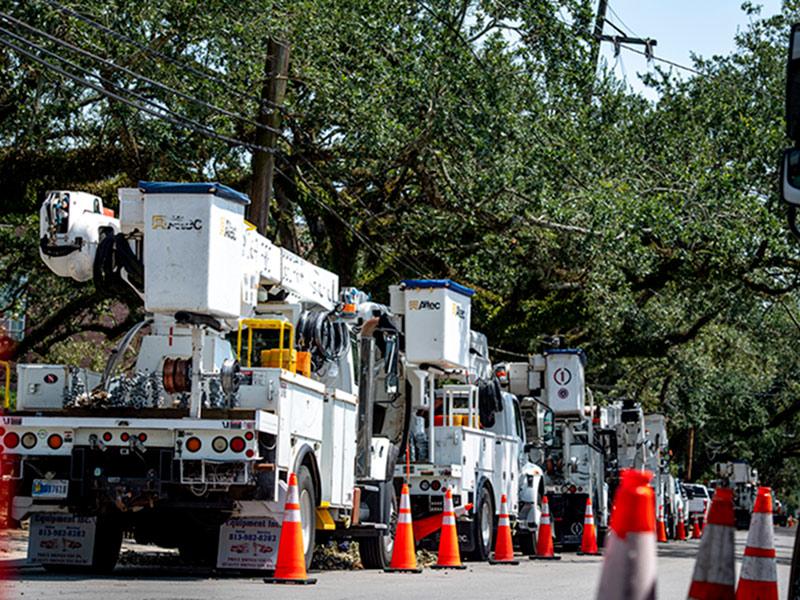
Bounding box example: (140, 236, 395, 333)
(2, 527, 795, 600)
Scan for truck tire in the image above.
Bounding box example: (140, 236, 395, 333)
(177, 530, 218, 567)
(517, 529, 536, 556)
(359, 485, 397, 569)
(468, 484, 494, 561)
(296, 466, 317, 570)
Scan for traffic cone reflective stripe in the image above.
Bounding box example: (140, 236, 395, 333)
(263, 472, 317, 585)
(432, 488, 466, 569)
(490, 494, 518, 565)
(530, 495, 561, 560)
(657, 505, 668, 543)
(385, 483, 422, 573)
(595, 469, 657, 600)
(736, 487, 778, 600)
(578, 497, 601, 556)
(413, 502, 473, 541)
(676, 508, 687, 541)
(687, 487, 736, 600)
(692, 515, 703, 539)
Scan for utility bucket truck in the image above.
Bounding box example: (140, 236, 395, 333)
(714, 461, 758, 530)
(2, 183, 400, 572)
(362, 281, 543, 559)
(497, 349, 611, 550)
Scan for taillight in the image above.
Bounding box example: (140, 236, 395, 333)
(185, 437, 202, 452)
(212, 436, 228, 453)
(230, 437, 245, 453)
(569, 485, 577, 494)
(21, 432, 37, 449)
(138, 433, 148, 443)
(244, 431, 254, 441)
(47, 434, 63, 450)
(102, 432, 113, 442)
(120, 432, 130, 442)
(3, 432, 19, 448)
(430, 480, 441, 491)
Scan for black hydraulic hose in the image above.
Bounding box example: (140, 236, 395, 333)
(396, 378, 413, 461)
(93, 233, 144, 299)
(297, 310, 351, 370)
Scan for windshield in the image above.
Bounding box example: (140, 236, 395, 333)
(684, 485, 708, 499)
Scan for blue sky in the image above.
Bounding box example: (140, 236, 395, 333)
(599, 0, 783, 97)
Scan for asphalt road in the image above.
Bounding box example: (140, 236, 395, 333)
(3, 528, 795, 600)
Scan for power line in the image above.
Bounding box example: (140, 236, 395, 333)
(0, 12, 284, 136)
(606, 3, 641, 39)
(619, 43, 702, 76)
(275, 165, 419, 278)
(0, 32, 275, 154)
(40, 0, 284, 111)
(3, 11, 429, 277)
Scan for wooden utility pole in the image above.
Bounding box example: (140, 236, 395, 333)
(588, 0, 656, 99)
(249, 39, 290, 236)
(685, 427, 695, 481)
(589, 0, 609, 76)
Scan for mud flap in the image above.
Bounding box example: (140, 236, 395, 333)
(29, 514, 96, 566)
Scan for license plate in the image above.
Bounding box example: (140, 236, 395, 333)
(32, 479, 69, 499)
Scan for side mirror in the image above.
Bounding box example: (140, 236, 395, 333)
(787, 24, 800, 140)
(782, 148, 800, 205)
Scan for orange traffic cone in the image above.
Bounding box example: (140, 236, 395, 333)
(489, 493, 518, 565)
(413, 502, 473, 541)
(384, 483, 422, 573)
(736, 487, 778, 600)
(263, 472, 317, 585)
(595, 469, 657, 600)
(692, 515, 703, 539)
(687, 486, 736, 600)
(577, 497, 601, 556)
(431, 488, 466, 569)
(676, 507, 687, 541)
(530, 495, 561, 560)
(657, 504, 668, 543)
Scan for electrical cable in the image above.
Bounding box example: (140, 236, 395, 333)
(618, 43, 702, 76)
(607, 3, 642, 39)
(296, 310, 350, 371)
(0, 31, 276, 154)
(40, 0, 283, 110)
(0, 11, 285, 136)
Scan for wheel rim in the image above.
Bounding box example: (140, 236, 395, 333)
(300, 488, 314, 556)
(385, 496, 398, 557)
(480, 496, 492, 548)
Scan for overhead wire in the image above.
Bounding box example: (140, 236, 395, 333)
(35, 1, 432, 276)
(275, 165, 413, 278)
(1, 11, 429, 278)
(0, 11, 285, 137)
(618, 43, 702, 76)
(0, 32, 276, 154)
(40, 0, 285, 110)
(606, 3, 642, 39)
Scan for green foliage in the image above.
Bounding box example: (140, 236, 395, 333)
(2, 0, 800, 496)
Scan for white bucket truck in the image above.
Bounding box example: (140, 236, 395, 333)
(364, 280, 542, 559)
(497, 349, 611, 549)
(3, 182, 398, 572)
